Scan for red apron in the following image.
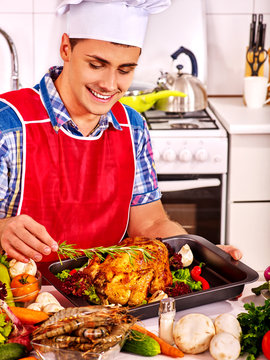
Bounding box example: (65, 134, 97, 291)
(2, 88, 135, 261)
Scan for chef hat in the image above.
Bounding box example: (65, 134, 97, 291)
(57, 0, 171, 48)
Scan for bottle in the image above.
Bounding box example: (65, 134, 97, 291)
(158, 297, 176, 345)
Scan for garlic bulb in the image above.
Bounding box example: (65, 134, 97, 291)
(9, 258, 37, 278)
(178, 244, 193, 267)
(27, 302, 43, 311)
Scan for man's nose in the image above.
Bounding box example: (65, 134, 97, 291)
(99, 69, 117, 91)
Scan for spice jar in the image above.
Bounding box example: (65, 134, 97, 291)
(158, 297, 176, 345)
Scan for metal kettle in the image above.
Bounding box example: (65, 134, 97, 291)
(155, 46, 207, 112)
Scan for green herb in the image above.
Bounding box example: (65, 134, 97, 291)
(84, 285, 101, 305)
(55, 269, 71, 281)
(57, 241, 154, 264)
(171, 268, 202, 291)
(237, 299, 270, 360)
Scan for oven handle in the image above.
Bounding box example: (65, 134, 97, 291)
(158, 178, 221, 192)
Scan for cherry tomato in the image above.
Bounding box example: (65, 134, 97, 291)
(262, 330, 270, 360)
(11, 273, 39, 302)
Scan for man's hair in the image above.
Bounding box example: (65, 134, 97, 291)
(69, 38, 141, 53)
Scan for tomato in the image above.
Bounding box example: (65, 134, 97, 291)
(262, 331, 270, 360)
(10, 273, 39, 302)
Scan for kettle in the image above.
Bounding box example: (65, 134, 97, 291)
(155, 46, 207, 112)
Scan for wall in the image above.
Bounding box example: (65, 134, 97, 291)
(0, 0, 269, 95)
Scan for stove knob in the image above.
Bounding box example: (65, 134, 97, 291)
(195, 148, 208, 162)
(179, 149, 192, 162)
(163, 148, 176, 162)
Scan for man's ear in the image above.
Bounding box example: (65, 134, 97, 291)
(59, 33, 71, 62)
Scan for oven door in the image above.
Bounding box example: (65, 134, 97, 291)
(158, 174, 226, 245)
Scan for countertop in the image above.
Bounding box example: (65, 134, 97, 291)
(44, 273, 267, 360)
(208, 97, 270, 135)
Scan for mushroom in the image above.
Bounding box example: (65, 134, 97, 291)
(173, 313, 215, 354)
(214, 313, 242, 341)
(209, 332, 241, 360)
(35, 292, 61, 307)
(27, 302, 43, 311)
(43, 303, 64, 314)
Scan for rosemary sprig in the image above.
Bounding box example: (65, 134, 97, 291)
(57, 241, 155, 264)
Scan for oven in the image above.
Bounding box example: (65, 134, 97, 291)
(145, 106, 228, 245)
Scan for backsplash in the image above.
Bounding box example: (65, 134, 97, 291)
(0, 0, 269, 95)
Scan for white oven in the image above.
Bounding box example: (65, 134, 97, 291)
(146, 107, 228, 245)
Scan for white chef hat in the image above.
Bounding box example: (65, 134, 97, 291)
(57, 0, 171, 48)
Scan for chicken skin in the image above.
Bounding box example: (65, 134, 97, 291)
(83, 237, 172, 306)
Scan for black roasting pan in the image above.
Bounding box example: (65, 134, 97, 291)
(38, 234, 259, 320)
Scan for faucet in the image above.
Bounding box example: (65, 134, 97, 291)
(0, 28, 19, 90)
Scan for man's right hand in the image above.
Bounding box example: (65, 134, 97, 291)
(0, 215, 58, 262)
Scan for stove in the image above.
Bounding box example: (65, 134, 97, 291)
(145, 106, 228, 175)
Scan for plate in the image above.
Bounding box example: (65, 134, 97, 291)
(38, 235, 259, 320)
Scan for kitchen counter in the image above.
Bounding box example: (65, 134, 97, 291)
(43, 273, 267, 360)
(208, 97, 270, 135)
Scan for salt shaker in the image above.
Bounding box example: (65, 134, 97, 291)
(158, 297, 176, 345)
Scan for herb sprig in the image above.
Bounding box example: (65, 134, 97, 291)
(57, 241, 154, 264)
(237, 299, 270, 360)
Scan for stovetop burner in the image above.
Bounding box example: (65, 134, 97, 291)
(143, 109, 219, 131)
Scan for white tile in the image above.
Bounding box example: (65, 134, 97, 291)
(34, 0, 62, 13)
(206, 0, 253, 14)
(254, 0, 270, 13)
(206, 14, 256, 95)
(0, 0, 33, 13)
(0, 14, 33, 93)
(33, 13, 66, 83)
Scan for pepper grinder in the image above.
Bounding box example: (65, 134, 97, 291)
(158, 297, 176, 345)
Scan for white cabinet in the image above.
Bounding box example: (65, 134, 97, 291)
(209, 97, 270, 272)
(227, 134, 270, 271)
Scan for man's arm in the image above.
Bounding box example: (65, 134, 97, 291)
(127, 200, 242, 260)
(0, 215, 58, 262)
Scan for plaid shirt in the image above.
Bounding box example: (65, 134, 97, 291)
(0, 66, 160, 218)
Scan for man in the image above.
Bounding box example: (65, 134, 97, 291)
(0, 0, 242, 263)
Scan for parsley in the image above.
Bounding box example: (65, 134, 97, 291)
(237, 299, 270, 360)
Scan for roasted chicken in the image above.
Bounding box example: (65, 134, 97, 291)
(83, 237, 172, 306)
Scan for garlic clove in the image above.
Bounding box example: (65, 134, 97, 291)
(35, 291, 61, 307)
(178, 244, 193, 267)
(148, 290, 168, 303)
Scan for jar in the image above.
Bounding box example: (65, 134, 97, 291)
(158, 297, 176, 345)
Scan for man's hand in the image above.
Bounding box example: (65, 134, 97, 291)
(0, 215, 58, 262)
(217, 244, 243, 261)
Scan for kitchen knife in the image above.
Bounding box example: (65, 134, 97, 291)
(251, 13, 257, 48)
(255, 14, 263, 49)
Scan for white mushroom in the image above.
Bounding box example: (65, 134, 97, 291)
(173, 313, 215, 354)
(27, 302, 43, 311)
(214, 313, 242, 341)
(209, 332, 241, 360)
(178, 244, 193, 267)
(35, 292, 61, 307)
(43, 303, 64, 314)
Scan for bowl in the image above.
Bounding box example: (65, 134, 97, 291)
(6, 270, 42, 307)
(31, 340, 122, 360)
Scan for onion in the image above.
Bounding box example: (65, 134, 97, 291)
(264, 266, 270, 281)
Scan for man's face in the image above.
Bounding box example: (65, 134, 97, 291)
(59, 35, 141, 119)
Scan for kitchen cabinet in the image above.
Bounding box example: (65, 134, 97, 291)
(209, 97, 270, 272)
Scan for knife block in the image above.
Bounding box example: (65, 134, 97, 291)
(267, 48, 270, 102)
(245, 46, 265, 77)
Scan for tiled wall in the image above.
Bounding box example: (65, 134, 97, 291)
(0, 0, 269, 95)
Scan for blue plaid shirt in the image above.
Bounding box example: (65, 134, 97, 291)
(0, 66, 161, 218)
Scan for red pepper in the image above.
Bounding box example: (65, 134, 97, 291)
(69, 269, 77, 275)
(190, 265, 210, 290)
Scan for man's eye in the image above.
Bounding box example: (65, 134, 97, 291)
(89, 63, 102, 69)
(119, 68, 134, 75)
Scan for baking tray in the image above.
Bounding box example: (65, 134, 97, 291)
(38, 234, 259, 320)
